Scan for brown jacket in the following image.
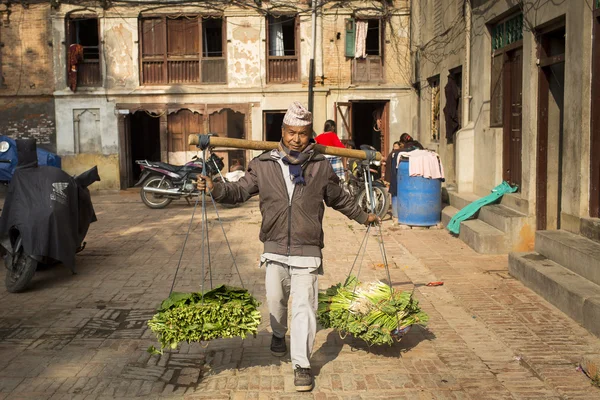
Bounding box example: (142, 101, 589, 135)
(211, 152, 368, 258)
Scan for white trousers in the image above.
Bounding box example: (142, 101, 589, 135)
(264, 261, 318, 369)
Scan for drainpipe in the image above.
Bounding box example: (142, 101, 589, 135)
(308, 0, 318, 113)
(463, 0, 472, 125)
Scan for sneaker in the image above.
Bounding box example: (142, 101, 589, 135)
(270, 335, 287, 357)
(294, 365, 314, 392)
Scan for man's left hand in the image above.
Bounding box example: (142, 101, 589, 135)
(365, 214, 380, 226)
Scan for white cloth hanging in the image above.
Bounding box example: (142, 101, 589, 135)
(355, 20, 368, 59)
(270, 19, 285, 56)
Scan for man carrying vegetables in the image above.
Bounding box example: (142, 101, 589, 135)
(198, 101, 378, 392)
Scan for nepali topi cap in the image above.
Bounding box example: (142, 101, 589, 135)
(283, 101, 313, 127)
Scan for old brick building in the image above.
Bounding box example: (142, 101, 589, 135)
(0, 2, 56, 151)
(0, 0, 414, 190)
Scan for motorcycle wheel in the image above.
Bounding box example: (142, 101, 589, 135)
(141, 176, 174, 209)
(356, 186, 390, 219)
(5, 247, 38, 293)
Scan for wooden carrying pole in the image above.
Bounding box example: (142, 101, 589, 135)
(187, 135, 382, 161)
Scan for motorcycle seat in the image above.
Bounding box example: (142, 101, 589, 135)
(150, 162, 184, 172)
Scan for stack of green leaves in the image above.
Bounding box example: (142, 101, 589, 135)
(147, 285, 261, 354)
(317, 276, 428, 346)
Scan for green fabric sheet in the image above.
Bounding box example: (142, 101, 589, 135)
(446, 181, 518, 234)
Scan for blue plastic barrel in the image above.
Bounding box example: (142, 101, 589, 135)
(397, 159, 442, 226)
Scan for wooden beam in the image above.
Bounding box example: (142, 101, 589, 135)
(187, 135, 382, 161)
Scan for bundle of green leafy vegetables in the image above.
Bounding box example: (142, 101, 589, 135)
(317, 276, 428, 346)
(147, 285, 261, 354)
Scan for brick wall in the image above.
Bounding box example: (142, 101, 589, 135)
(0, 3, 55, 95)
(0, 4, 56, 151)
(0, 97, 56, 152)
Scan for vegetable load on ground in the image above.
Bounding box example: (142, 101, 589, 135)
(317, 276, 428, 346)
(147, 285, 261, 354)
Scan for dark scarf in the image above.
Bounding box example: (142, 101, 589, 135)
(277, 141, 316, 185)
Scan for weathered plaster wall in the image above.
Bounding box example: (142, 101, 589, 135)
(469, 0, 593, 226)
(413, 0, 466, 187)
(104, 17, 138, 90)
(55, 97, 120, 190)
(227, 15, 264, 88)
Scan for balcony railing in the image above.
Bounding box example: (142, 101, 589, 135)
(201, 58, 226, 84)
(77, 46, 102, 87)
(268, 56, 299, 83)
(352, 55, 384, 83)
(167, 59, 200, 84)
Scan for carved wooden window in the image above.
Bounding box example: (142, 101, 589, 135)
(267, 15, 299, 83)
(66, 16, 102, 87)
(429, 75, 441, 142)
(348, 18, 384, 84)
(140, 16, 226, 85)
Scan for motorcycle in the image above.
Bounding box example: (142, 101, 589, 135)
(0, 139, 100, 293)
(343, 145, 390, 219)
(136, 152, 225, 209)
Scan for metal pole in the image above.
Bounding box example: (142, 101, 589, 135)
(308, 0, 318, 113)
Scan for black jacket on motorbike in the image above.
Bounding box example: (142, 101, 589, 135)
(0, 140, 99, 270)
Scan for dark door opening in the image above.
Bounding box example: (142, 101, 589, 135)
(591, 12, 600, 217)
(503, 47, 523, 190)
(351, 101, 389, 155)
(536, 25, 565, 230)
(264, 111, 286, 142)
(129, 111, 161, 186)
(209, 109, 246, 171)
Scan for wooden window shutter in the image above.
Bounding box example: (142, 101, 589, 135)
(345, 18, 355, 58)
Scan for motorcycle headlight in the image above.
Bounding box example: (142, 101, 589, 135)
(0, 141, 9, 153)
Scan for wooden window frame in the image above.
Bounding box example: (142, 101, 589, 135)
(139, 15, 227, 86)
(490, 13, 523, 127)
(0, 24, 3, 87)
(266, 14, 300, 84)
(351, 18, 385, 84)
(429, 75, 441, 142)
(66, 14, 103, 88)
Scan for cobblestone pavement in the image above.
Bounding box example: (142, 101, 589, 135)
(1, 191, 599, 400)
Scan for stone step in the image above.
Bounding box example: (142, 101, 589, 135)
(500, 193, 529, 216)
(448, 191, 480, 212)
(478, 204, 527, 233)
(441, 205, 459, 227)
(581, 217, 600, 244)
(509, 252, 600, 337)
(535, 230, 600, 286)
(459, 219, 507, 254)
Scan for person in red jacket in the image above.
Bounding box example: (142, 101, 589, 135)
(315, 120, 345, 181)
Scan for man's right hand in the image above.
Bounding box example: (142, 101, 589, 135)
(197, 175, 214, 192)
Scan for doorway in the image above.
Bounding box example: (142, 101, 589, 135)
(536, 25, 565, 231)
(126, 111, 161, 187)
(591, 10, 600, 218)
(209, 109, 246, 170)
(503, 47, 523, 189)
(351, 101, 389, 155)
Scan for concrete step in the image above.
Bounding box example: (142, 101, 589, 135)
(535, 230, 600, 286)
(441, 205, 459, 227)
(500, 193, 529, 216)
(478, 204, 527, 233)
(509, 252, 600, 337)
(448, 191, 480, 212)
(459, 219, 507, 254)
(581, 217, 600, 244)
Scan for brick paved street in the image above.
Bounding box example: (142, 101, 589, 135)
(1, 191, 599, 400)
